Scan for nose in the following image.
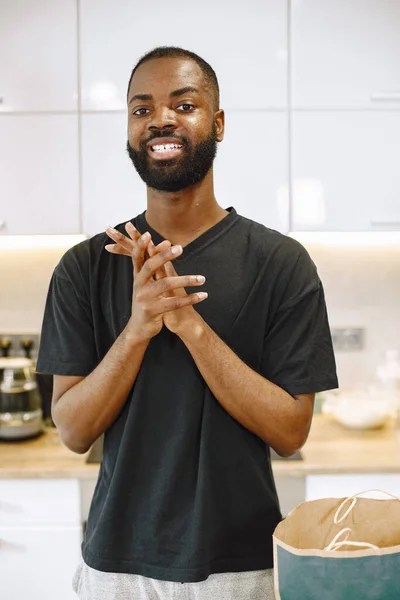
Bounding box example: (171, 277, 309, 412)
(148, 105, 176, 131)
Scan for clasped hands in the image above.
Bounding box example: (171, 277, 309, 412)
(105, 222, 207, 341)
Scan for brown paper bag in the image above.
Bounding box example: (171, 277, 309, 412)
(273, 490, 400, 600)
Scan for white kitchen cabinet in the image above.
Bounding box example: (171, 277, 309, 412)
(0, 526, 81, 600)
(214, 111, 289, 232)
(0, 0, 78, 112)
(0, 479, 81, 600)
(79, 0, 287, 111)
(0, 115, 80, 235)
(291, 0, 400, 109)
(0, 479, 81, 526)
(81, 111, 289, 236)
(81, 113, 147, 236)
(291, 112, 400, 231)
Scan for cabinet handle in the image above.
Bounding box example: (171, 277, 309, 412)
(370, 220, 400, 229)
(370, 92, 400, 102)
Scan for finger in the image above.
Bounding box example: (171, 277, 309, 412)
(125, 221, 141, 242)
(106, 226, 136, 254)
(146, 240, 160, 275)
(105, 225, 148, 258)
(105, 237, 167, 258)
(141, 244, 183, 282)
(163, 259, 177, 278)
(125, 221, 161, 256)
(125, 223, 159, 264)
(148, 240, 171, 280)
(153, 275, 206, 296)
(146, 241, 165, 280)
(148, 239, 171, 257)
(105, 244, 131, 256)
(157, 292, 208, 314)
(125, 223, 170, 257)
(132, 231, 152, 274)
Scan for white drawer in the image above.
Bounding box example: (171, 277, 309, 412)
(0, 526, 81, 600)
(0, 479, 80, 526)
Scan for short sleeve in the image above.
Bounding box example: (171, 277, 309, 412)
(261, 248, 338, 396)
(36, 270, 97, 376)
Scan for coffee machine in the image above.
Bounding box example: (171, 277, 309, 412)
(0, 356, 44, 440)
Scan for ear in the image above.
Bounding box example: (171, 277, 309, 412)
(215, 109, 225, 142)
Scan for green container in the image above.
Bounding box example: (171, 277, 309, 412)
(274, 543, 400, 600)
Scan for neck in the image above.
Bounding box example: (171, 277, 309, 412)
(144, 170, 228, 247)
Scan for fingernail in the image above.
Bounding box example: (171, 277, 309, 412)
(196, 276, 205, 283)
(197, 292, 208, 299)
(171, 245, 182, 254)
(141, 232, 150, 242)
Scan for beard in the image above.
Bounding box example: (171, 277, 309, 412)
(126, 124, 218, 192)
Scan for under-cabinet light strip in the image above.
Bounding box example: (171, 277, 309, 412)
(0, 235, 87, 250)
(289, 231, 400, 246)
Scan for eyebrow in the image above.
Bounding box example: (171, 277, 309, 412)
(128, 86, 200, 106)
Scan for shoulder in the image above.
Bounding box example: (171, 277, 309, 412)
(54, 218, 135, 282)
(235, 213, 315, 270)
(54, 232, 105, 281)
(234, 213, 320, 304)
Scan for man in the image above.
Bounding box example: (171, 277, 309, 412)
(37, 47, 338, 600)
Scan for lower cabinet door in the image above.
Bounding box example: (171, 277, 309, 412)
(0, 526, 82, 600)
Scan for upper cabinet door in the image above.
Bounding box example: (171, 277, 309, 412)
(81, 113, 147, 236)
(291, 112, 400, 231)
(0, 0, 77, 112)
(79, 0, 287, 111)
(0, 115, 80, 235)
(214, 112, 289, 233)
(292, 0, 400, 109)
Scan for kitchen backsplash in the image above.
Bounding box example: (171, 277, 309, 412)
(305, 243, 400, 390)
(1, 240, 399, 390)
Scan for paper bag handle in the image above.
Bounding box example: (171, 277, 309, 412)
(324, 490, 399, 553)
(324, 528, 379, 552)
(334, 489, 400, 524)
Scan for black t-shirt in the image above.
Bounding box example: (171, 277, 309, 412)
(37, 207, 338, 582)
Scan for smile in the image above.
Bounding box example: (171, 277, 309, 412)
(147, 141, 184, 161)
(151, 143, 183, 153)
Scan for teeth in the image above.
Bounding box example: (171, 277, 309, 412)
(151, 143, 182, 153)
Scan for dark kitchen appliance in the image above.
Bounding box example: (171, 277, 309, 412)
(34, 371, 54, 425)
(0, 357, 44, 440)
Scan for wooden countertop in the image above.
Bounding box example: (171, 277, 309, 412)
(0, 428, 98, 479)
(1, 414, 400, 479)
(277, 414, 400, 477)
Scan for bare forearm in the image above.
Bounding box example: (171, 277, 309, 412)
(179, 317, 313, 456)
(53, 326, 149, 453)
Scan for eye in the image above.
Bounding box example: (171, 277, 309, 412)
(132, 107, 149, 116)
(177, 103, 195, 112)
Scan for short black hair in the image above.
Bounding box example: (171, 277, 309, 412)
(127, 46, 220, 109)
